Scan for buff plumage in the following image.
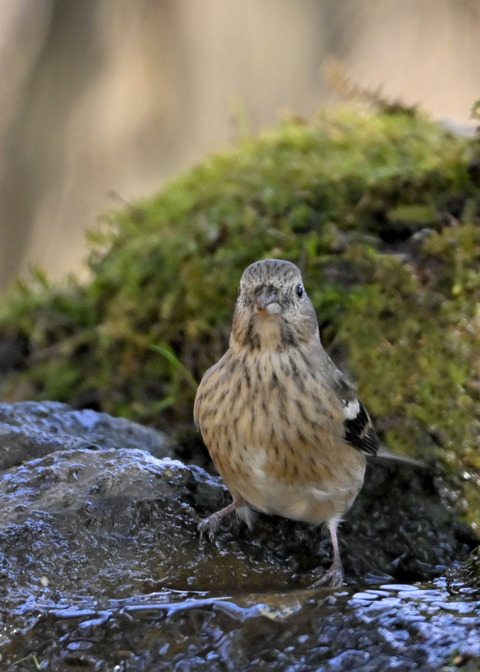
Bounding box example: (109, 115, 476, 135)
(194, 259, 379, 586)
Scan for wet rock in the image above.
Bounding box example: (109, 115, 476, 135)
(0, 401, 478, 670)
(0, 447, 224, 600)
(0, 401, 174, 469)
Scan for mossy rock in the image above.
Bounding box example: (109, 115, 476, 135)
(1, 108, 480, 526)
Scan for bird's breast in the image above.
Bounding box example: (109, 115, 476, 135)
(194, 347, 365, 523)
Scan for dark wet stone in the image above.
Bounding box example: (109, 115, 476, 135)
(0, 401, 174, 469)
(0, 401, 478, 670)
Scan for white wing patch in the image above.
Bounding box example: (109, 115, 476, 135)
(342, 398, 360, 420)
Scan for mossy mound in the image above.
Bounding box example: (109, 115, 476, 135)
(1, 108, 480, 525)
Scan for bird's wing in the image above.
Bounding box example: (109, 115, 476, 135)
(342, 396, 379, 456)
(323, 357, 380, 457)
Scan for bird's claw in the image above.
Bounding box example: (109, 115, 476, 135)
(310, 564, 344, 589)
(198, 513, 221, 541)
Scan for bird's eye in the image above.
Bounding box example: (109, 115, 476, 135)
(296, 284, 304, 298)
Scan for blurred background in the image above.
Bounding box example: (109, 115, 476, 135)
(1, 0, 479, 296)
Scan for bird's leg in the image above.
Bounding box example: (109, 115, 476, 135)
(198, 498, 246, 541)
(311, 520, 344, 588)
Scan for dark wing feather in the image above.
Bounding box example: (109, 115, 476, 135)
(319, 352, 380, 457)
(343, 400, 379, 456)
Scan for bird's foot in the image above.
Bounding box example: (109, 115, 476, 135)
(310, 561, 344, 589)
(197, 498, 246, 541)
(198, 512, 222, 541)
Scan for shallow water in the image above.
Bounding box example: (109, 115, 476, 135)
(2, 577, 479, 671)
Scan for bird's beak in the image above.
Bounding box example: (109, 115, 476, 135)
(256, 288, 281, 314)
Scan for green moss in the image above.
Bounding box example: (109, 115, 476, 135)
(1, 107, 480, 525)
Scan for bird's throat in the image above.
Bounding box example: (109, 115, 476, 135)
(232, 311, 300, 352)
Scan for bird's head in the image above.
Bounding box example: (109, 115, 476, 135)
(231, 259, 319, 351)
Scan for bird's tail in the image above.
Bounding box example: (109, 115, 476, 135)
(373, 445, 429, 469)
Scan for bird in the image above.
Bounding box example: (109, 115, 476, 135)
(193, 258, 379, 587)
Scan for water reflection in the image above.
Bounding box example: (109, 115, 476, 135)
(4, 578, 480, 670)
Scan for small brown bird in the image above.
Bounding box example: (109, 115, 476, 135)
(194, 259, 379, 587)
